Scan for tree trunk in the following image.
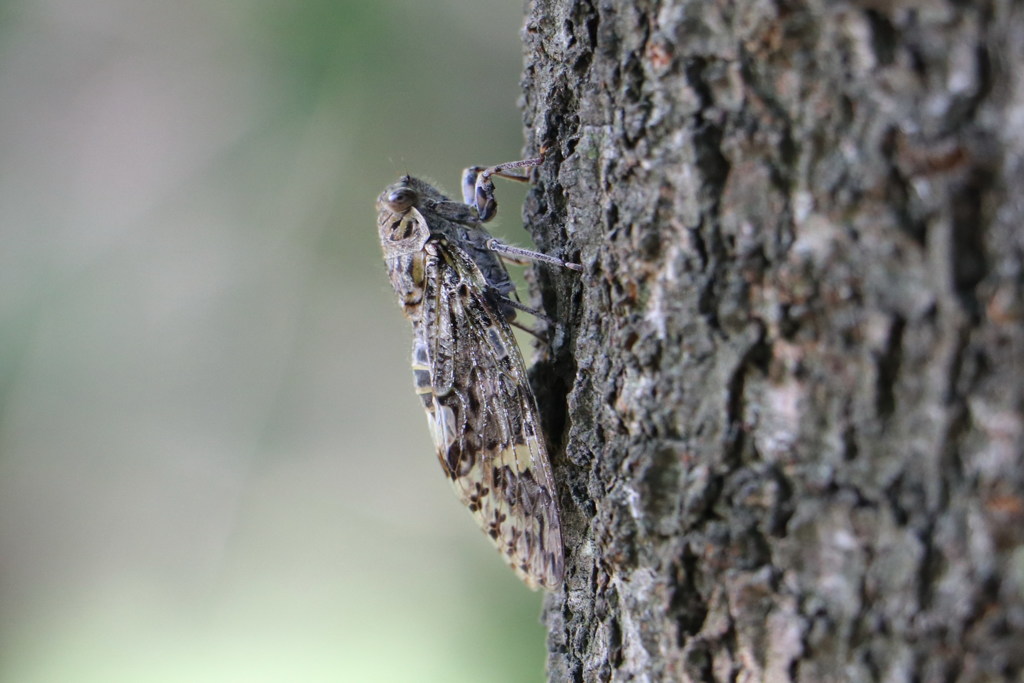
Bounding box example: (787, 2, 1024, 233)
(520, 1, 1024, 680)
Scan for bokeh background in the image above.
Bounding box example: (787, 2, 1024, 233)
(0, 1, 550, 681)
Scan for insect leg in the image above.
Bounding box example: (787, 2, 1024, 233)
(509, 318, 551, 341)
(499, 295, 554, 325)
(462, 151, 546, 222)
(486, 238, 583, 272)
(492, 293, 565, 342)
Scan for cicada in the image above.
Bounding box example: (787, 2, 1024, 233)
(376, 154, 579, 590)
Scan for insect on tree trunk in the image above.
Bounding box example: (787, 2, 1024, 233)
(518, 1, 1024, 680)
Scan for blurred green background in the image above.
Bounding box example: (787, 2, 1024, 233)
(0, 1, 549, 681)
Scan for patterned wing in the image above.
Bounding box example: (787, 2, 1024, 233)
(417, 237, 564, 590)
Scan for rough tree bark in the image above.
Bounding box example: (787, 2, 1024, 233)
(518, 1, 1024, 681)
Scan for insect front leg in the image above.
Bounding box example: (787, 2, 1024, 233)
(462, 152, 546, 223)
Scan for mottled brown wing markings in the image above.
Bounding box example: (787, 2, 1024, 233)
(430, 244, 562, 589)
(376, 167, 570, 591)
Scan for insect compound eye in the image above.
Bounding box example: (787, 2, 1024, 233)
(387, 187, 417, 212)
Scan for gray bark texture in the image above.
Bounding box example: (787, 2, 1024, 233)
(518, 1, 1024, 681)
